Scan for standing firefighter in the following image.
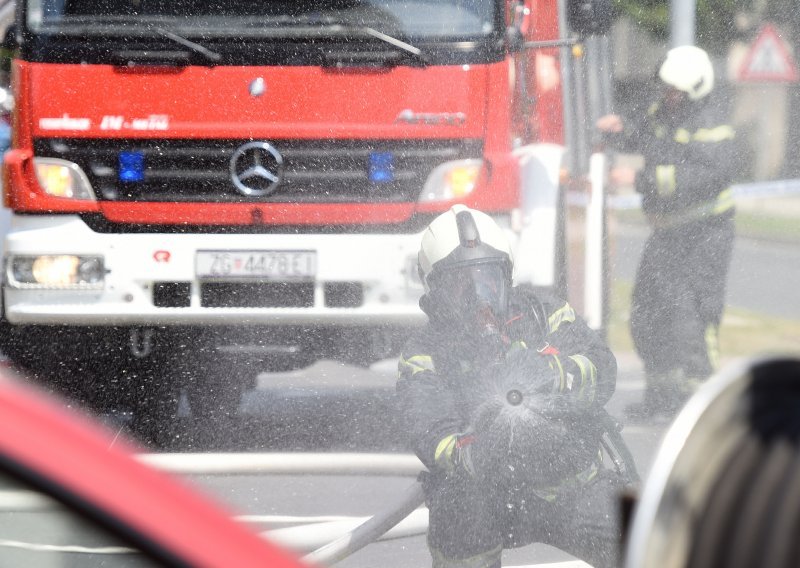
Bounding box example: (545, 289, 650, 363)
(597, 45, 739, 418)
(396, 205, 625, 568)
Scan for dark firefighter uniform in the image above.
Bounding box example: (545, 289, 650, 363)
(396, 286, 622, 568)
(610, 95, 739, 410)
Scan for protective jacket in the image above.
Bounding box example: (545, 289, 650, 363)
(396, 286, 617, 476)
(609, 95, 739, 227)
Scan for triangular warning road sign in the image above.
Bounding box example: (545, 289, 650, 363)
(738, 23, 799, 82)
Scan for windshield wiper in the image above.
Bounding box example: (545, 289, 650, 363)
(362, 27, 427, 65)
(156, 28, 221, 64)
(282, 16, 427, 66)
(321, 26, 428, 68)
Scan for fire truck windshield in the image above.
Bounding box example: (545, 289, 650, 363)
(25, 0, 498, 39)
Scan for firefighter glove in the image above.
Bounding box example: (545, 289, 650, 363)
(547, 354, 597, 406)
(547, 354, 572, 393)
(434, 432, 477, 477)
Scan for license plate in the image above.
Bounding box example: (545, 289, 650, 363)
(196, 250, 317, 280)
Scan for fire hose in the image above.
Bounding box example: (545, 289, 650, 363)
(302, 480, 426, 565)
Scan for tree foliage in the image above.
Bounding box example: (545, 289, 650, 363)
(613, 0, 753, 52)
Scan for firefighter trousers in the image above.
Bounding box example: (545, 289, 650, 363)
(422, 468, 624, 568)
(630, 215, 735, 388)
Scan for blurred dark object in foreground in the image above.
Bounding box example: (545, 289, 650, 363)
(625, 356, 800, 568)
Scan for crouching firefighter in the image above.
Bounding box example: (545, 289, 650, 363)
(396, 205, 627, 568)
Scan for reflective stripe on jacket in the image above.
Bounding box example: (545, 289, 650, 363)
(608, 96, 741, 225)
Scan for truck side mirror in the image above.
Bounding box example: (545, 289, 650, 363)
(567, 0, 614, 36)
(0, 25, 16, 91)
(2, 25, 18, 52)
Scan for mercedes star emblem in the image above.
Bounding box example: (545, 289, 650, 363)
(229, 141, 284, 197)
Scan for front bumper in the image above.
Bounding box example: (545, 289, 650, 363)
(2, 215, 427, 328)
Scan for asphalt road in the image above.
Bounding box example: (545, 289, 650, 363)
(612, 223, 800, 319)
(115, 354, 667, 568)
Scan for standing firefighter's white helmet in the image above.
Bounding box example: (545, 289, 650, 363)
(658, 45, 715, 101)
(418, 205, 514, 335)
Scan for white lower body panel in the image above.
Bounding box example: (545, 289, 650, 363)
(2, 214, 426, 328)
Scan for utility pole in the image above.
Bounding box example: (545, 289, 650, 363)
(670, 0, 696, 47)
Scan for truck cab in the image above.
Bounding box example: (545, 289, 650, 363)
(0, 0, 603, 435)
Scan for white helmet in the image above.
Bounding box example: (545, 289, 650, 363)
(418, 204, 513, 293)
(658, 45, 714, 101)
(418, 205, 514, 335)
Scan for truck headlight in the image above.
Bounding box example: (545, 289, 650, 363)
(33, 158, 96, 200)
(418, 159, 483, 203)
(8, 255, 104, 288)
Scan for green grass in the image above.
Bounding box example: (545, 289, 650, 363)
(608, 279, 800, 361)
(611, 209, 800, 243)
(734, 211, 800, 243)
(608, 280, 636, 354)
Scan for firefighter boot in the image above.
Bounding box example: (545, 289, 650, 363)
(430, 545, 502, 568)
(625, 370, 681, 422)
(655, 369, 705, 418)
(669, 374, 706, 412)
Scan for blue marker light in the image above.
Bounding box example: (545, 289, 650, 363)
(369, 152, 394, 183)
(118, 151, 145, 183)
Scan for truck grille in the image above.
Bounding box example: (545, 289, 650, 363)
(35, 138, 483, 204)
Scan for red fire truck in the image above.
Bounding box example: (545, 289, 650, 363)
(0, 0, 612, 431)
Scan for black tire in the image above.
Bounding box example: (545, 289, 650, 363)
(0, 323, 56, 374)
(0, 323, 91, 402)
